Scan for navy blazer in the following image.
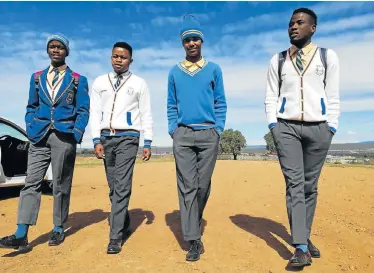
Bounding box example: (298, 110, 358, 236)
(25, 66, 90, 144)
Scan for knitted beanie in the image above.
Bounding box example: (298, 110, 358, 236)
(46, 34, 70, 56)
(180, 15, 204, 42)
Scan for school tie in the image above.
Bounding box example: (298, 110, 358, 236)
(114, 74, 123, 90)
(51, 68, 59, 86)
(296, 49, 303, 72)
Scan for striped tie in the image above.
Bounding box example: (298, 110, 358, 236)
(51, 68, 59, 86)
(114, 74, 123, 90)
(296, 49, 303, 72)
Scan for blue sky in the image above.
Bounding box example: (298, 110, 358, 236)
(1, 1, 374, 148)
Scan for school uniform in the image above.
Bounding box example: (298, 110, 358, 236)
(264, 42, 340, 246)
(167, 55, 227, 241)
(19, 64, 90, 227)
(90, 70, 153, 240)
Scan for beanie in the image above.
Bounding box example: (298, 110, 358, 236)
(46, 34, 70, 56)
(179, 15, 204, 42)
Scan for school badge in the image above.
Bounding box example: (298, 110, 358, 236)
(127, 87, 134, 95)
(316, 65, 325, 76)
(66, 91, 74, 104)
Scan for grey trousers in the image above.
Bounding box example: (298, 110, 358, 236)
(18, 130, 77, 226)
(272, 119, 333, 245)
(102, 135, 139, 240)
(172, 127, 219, 241)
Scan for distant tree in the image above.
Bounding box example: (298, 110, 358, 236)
(219, 129, 247, 160)
(264, 131, 276, 153)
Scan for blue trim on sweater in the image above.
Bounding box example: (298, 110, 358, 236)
(126, 112, 132, 126)
(268, 123, 277, 130)
(167, 61, 227, 136)
(321, 98, 326, 115)
(279, 97, 286, 113)
(329, 126, 336, 134)
(101, 131, 140, 137)
(93, 137, 101, 147)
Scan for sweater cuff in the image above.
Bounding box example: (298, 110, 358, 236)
(144, 139, 152, 149)
(268, 122, 277, 130)
(93, 137, 101, 147)
(329, 126, 337, 134)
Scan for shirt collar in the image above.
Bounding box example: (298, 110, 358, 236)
(112, 70, 131, 78)
(289, 42, 316, 57)
(182, 56, 206, 68)
(48, 64, 67, 74)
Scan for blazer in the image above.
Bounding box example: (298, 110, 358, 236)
(25, 66, 90, 144)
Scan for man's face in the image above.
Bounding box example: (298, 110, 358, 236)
(288, 12, 316, 45)
(111, 47, 132, 74)
(183, 37, 202, 58)
(47, 40, 67, 64)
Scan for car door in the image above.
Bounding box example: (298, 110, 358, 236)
(0, 117, 52, 188)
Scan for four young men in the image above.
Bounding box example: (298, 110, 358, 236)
(0, 7, 339, 268)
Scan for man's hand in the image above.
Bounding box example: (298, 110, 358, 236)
(94, 144, 105, 159)
(142, 148, 151, 161)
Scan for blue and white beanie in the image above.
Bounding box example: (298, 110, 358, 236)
(46, 34, 70, 56)
(179, 15, 204, 42)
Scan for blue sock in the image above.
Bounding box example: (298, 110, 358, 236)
(14, 224, 29, 239)
(296, 244, 308, 253)
(53, 226, 64, 233)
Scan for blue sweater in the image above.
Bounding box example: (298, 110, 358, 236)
(167, 61, 227, 136)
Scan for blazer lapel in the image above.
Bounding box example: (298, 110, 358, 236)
(54, 67, 74, 104)
(39, 67, 53, 105)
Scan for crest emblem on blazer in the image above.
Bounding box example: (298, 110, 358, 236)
(66, 91, 74, 104)
(316, 65, 325, 76)
(127, 87, 134, 95)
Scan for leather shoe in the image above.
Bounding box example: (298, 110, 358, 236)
(107, 239, 122, 254)
(186, 240, 204, 262)
(289, 248, 312, 267)
(0, 235, 30, 250)
(308, 239, 321, 258)
(48, 231, 65, 246)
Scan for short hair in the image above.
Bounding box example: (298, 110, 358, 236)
(113, 41, 133, 56)
(293, 8, 317, 25)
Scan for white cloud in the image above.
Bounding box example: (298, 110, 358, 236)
(348, 131, 357, 135)
(223, 2, 374, 34)
(318, 13, 374, 34)
(151, 12, 213, 26)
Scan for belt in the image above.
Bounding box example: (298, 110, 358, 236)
(101, 129, 139, 134)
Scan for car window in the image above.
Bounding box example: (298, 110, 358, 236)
(0, 121, 28, 142)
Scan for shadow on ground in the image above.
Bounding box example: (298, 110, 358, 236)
(165, 210, 206, 251)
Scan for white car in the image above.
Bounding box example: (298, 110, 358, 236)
(0, 117, 53, 189)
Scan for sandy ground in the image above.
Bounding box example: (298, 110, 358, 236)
(0, 159, 373, 273)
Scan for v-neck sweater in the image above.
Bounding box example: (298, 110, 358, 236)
(167, 60, 227, 136)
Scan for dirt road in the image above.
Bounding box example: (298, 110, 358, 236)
(1, 160, 373, 273)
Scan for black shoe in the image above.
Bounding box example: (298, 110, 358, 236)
(186, 240, 204, 262)
(48, 231, 65, 246)
(289, 249, 312, 267)
(0, 235, 30, 250)
(107, 239, 122, 254)
(308, 239, 321, 258)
